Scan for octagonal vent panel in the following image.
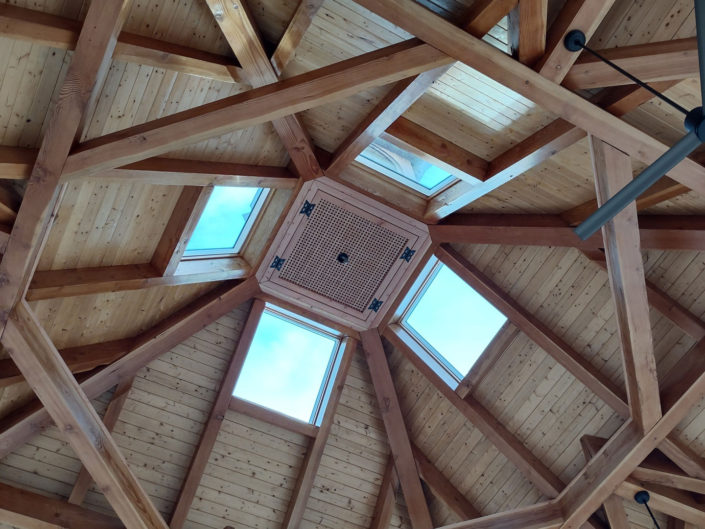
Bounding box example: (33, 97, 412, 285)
(257, 178, 431, 330)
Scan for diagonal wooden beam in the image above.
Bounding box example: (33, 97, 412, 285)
(169, 299, 265, 529)
(281, 337, 357, 529)
(508, 0, 548, 66)
(0, 0, 132, 335)
(0, 277, 260, 459)
(270, 0, 326, 76)
(69, 377, 135, 506)
(0, 4, 244, 83)
(61, 40, 452, 181)
(617, 479, 705, 526)
(205, 0, 323, 179)
(632, 451, 705, 495)
(0, 481, 123, 529)
(434, 501, 563, 529)
(369, 456, 399, 529)
(2, 300, 168, 529)
(590, 136, 660, 432)
(362, 328, 433, 529)
(564, 38, 699, 90)
(463, 0, 518, 37)
(354, 0, 705, 201)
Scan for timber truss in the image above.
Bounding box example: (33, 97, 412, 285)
(0, 0, 705, 528)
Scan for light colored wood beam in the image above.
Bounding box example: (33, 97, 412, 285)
(361, 328, 433, 529)
(0, 277, 260, 459)
(433, 501, 563, 529)
(369, 456, 399, 529)
(616, 479, 705, 527)
(228, 395, 319, 438)
(354, 0, 705, 200)
(509, 0, 548, 66)
(205, 0, 323, 180)
(69, 377, 135, 505)
(565, 38, 699, 90)
(2, 301, 168, 529)
(0, 0, 132, 335)
(0, 3, 244, 83)
(463, 0, 518, 37)
(281, 337, 356, 529)
(590, 136, 660, 432)
(170, 299, 265, 529)
(61, 40, 452, 181)
(632, 451, 705, 495)
(270, 0, 326, 76)
(26, 258, 251, 301)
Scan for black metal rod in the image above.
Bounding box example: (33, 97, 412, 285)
(643, 501, 662, 529)
(694, 0, 705, 105)
(577, 43, 690, 116)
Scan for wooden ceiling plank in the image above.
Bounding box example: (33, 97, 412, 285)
(281, 337, 357, 529)
(69, 377, 135, 506)
(26, 258, 251, 301)
(169, 299, 265, 529)
(0, 277, 260, 459)
(384, 325, 567, 500)
(1, 301, 168, 529)
(61, 40, 452, 181)
(411, 442, 481, 519)
(426, 81, 678, 221)
(436, 244, 629, 416)
(0, 0, 132, 336)
(353, 0, 705, 199)
(509, 0, 548, 66)
(0, 3, 244, 83)
(564, 37, 699, 89)
(433, 501, 563, 529)
(361, 328, 434, 529)
(0, 481, 123, 529)
(590, 136, 661, 432)
(205, 0, 323, 179)
(369, 456, 399, 529)
(535, 0, 616, 83)
(150, 187, 214, 276)
(228, 395, 319, 438)
(616, 479, 705, 526)
(271, 0, 326, 76)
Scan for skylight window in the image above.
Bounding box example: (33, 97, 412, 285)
(356, 137, 456, 195)
(233, 307, 343, 424)
(401, 262, 507, 385)
(185, 186, 268, 256)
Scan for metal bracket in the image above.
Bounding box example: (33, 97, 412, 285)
(400, 247, 415, 262)
(270, 256, 285, 271)
(300, 200, 316, 217)
(368, 298, 383, 312)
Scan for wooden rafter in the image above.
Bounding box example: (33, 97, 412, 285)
(435, 501, 563, 529)
(369, 456, 399, 529)
(169, 299, 264, 529)
(616, 479, 705, 526)
(361, 328, 433, 529)
(0, 277, 260, 459)
(205, 0, 322, 180)
(590, 136, 661, 432)
(228, 396, 319, 439)
(281, 337, 357, 529)
(270, 0, 326, 76)
(2, 301, 168, 529)
(508, 0, 548, 66)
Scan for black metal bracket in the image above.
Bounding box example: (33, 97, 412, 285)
(300, 200, 316, 217)
(270, 256, 285, 271)
(368, 298, 383, 312)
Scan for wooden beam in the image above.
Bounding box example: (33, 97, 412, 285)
(2, 301, 168, 529)
(0, 146, 35, 180)
(668, 517, 686, 529)
(435, 244, 629, 416)
(434, 501, 563, 529)
(429, 213, 705, 251)
(590, 136, 661, 432)
(151, 187, 213, 276)
(385, 325, 566, 499)
(169, 299, 264, 529)
(281, 337, 357, 529)
(270, 0, 326, 76)
(411, 442, 481, 519)
(69, 378, 135, 505)
(354, 0, 705, 200)
(61, 40, 452, 181)
(632, 451, 705, 495)
(228, 396, 319, 438)
(617, 479, 705, 527)
(0, 0, 131, 335)
(205, 0, 323, 180)
(0, 481, 123, 529)
(369, 456, 399, 529)
(535, 0, 616, 83)
(361, 329, 433, 529)
(463, 0, 518, 37)
(0, 4, 244, 83)
(26, 258, 251, 301)
(0, 277, 260, 459)
(565, 38, 699, 90)
(509, 0, 548, 66)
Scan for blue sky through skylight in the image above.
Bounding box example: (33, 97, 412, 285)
(186, 187, 261, 252)
(233, 311, 338, 423)
(404, 265, 507, 378)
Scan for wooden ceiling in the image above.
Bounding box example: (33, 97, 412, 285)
(0, 0, 704, 528)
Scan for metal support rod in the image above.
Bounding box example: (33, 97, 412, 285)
(643, 502, 661, 529)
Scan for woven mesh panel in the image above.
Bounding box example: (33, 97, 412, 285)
(279, 199, 408, 312)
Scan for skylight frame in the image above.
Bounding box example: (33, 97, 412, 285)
(183, 186, 270, 258)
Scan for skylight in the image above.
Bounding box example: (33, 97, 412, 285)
(356, 137, 456, 195)
(185, 186, 267, 256)
(402, 263, 507, 382)
(233, 308, 342, 424)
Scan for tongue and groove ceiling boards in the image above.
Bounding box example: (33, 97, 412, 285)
(0, 0, 704, 529)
